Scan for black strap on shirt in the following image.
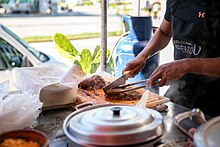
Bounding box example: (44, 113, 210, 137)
(171, 0, 180, 15)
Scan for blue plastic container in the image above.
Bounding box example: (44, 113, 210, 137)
(115, 15, 159, 93)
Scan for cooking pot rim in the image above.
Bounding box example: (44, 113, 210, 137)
(63, 103, 165, 146)
(174, 108, 220, 147)
(193, 115, 220, 147)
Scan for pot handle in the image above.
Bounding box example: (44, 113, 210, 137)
(74, 102, 94, 110)
(173, 108, 207, 140)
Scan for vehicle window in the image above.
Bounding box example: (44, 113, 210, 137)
(0, 37, 23, 68)
(1, 25, 49, 62)
(15, 0, 30, 3)
(0, 55, 7, 70)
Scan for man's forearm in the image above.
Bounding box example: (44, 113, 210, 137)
(185, 57, 220, 77)
(138, 22, 172, 60)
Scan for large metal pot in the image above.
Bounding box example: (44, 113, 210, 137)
(174, 108, 220, 147)
(63, 103, 166, 147)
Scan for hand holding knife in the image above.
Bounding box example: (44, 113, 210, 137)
(103, 71, 159, 95)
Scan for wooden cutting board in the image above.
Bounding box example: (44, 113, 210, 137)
(75, 88, 143, 106)
(75, 87, 170, 109)
(73, 72, 169, 109)
(96, 88, 144, 105)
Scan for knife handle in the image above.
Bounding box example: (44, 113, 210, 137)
(121, 71, 129, 80)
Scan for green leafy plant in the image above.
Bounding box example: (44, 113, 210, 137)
(52, 32, 114, 74)
(0, 0, 8, 5)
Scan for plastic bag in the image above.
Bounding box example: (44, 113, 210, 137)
(60, 64, 86, 83)
(0, 89, 43, 133)
(0, 80, 10, 116)
(0, 80, 9, 100)
(12, 65, 66, 94)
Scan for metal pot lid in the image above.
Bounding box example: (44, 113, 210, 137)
(194, 116, 220, 147)
(63, 104, 165, 146)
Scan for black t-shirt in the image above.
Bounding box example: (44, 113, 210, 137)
(163, 0, 220, 117)
(205, 0, 220, 50)
(164, 0, 220, 54)
(164, 0, 219, 43)
(164, 0, 206, 23)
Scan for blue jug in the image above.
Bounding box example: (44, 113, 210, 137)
(115, 15, 159, 93)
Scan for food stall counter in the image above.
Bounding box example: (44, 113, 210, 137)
(35, 102, 196, 146)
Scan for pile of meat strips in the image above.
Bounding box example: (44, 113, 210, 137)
(76, 75, 169, 112)
(77, 75, 142, 103)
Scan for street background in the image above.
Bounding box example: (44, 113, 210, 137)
(0, 5, 173, 95)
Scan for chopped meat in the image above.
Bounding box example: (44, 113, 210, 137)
(78, 75, 142, 101)
(106, 90, 142, 100)
(75, 88, 110, 105)
(78, 75, 106, 90)
(78, 77, 96, 90)
(154, 104, 168, 112)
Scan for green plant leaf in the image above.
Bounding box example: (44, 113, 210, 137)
(74, 60, 82, 69)
(52, 33, 79, 57)
(54, 44, 76, 61)
(52, 32, 116, 74)
(92, 45, 101, 59)
(92, 46, 112, 64)
(91, 45, 101, 73)
(92, 49, 102, 64)
(106, 56, 115, 74)
(107, 49, 111, 58)
(106, 48, 115, 74)
(91, 63, 100, 73)
(80, 49, 93, 74)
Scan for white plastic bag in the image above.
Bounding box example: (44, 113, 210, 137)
(12, 65, 66, 94)
(0, 80, 9, 100)
(0, 90, 43, 133)
(60, 64, 86, 83)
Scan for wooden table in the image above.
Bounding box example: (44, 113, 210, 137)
(35, 102, 198, 147)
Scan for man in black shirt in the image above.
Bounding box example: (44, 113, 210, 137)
(122, 0, 220, 117)
(205, 0, 220, 51)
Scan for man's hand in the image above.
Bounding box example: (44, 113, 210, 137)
(146, 59, 189, 87)
(122, 55, 146, 79)
(183, 128, 196, 147)
(122, 19, 172, 80)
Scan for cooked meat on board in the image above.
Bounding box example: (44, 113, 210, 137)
(76, 74, 169, 112)
(78, 75, 107, 90)
(75, 88, 109, 105)
(78, 75, 142, 100)
(106, 90, 142, 100)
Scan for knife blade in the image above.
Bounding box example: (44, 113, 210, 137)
(103, 74, 126, 94)
(103, 71, 131, 94)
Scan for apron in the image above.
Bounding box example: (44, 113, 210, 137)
(164, 0, 220, 117)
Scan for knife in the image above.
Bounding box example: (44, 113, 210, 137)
(103, 71, 130, 94)
(103, 74, 160, 95)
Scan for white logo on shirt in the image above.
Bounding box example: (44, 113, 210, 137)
(198, 12, 205, 18)
(173, 40, 201, 56)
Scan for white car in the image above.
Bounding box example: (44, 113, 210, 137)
(0, 24, 70, 90)
(5, 0, 33, 13)
(0, 4, 6, 14)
